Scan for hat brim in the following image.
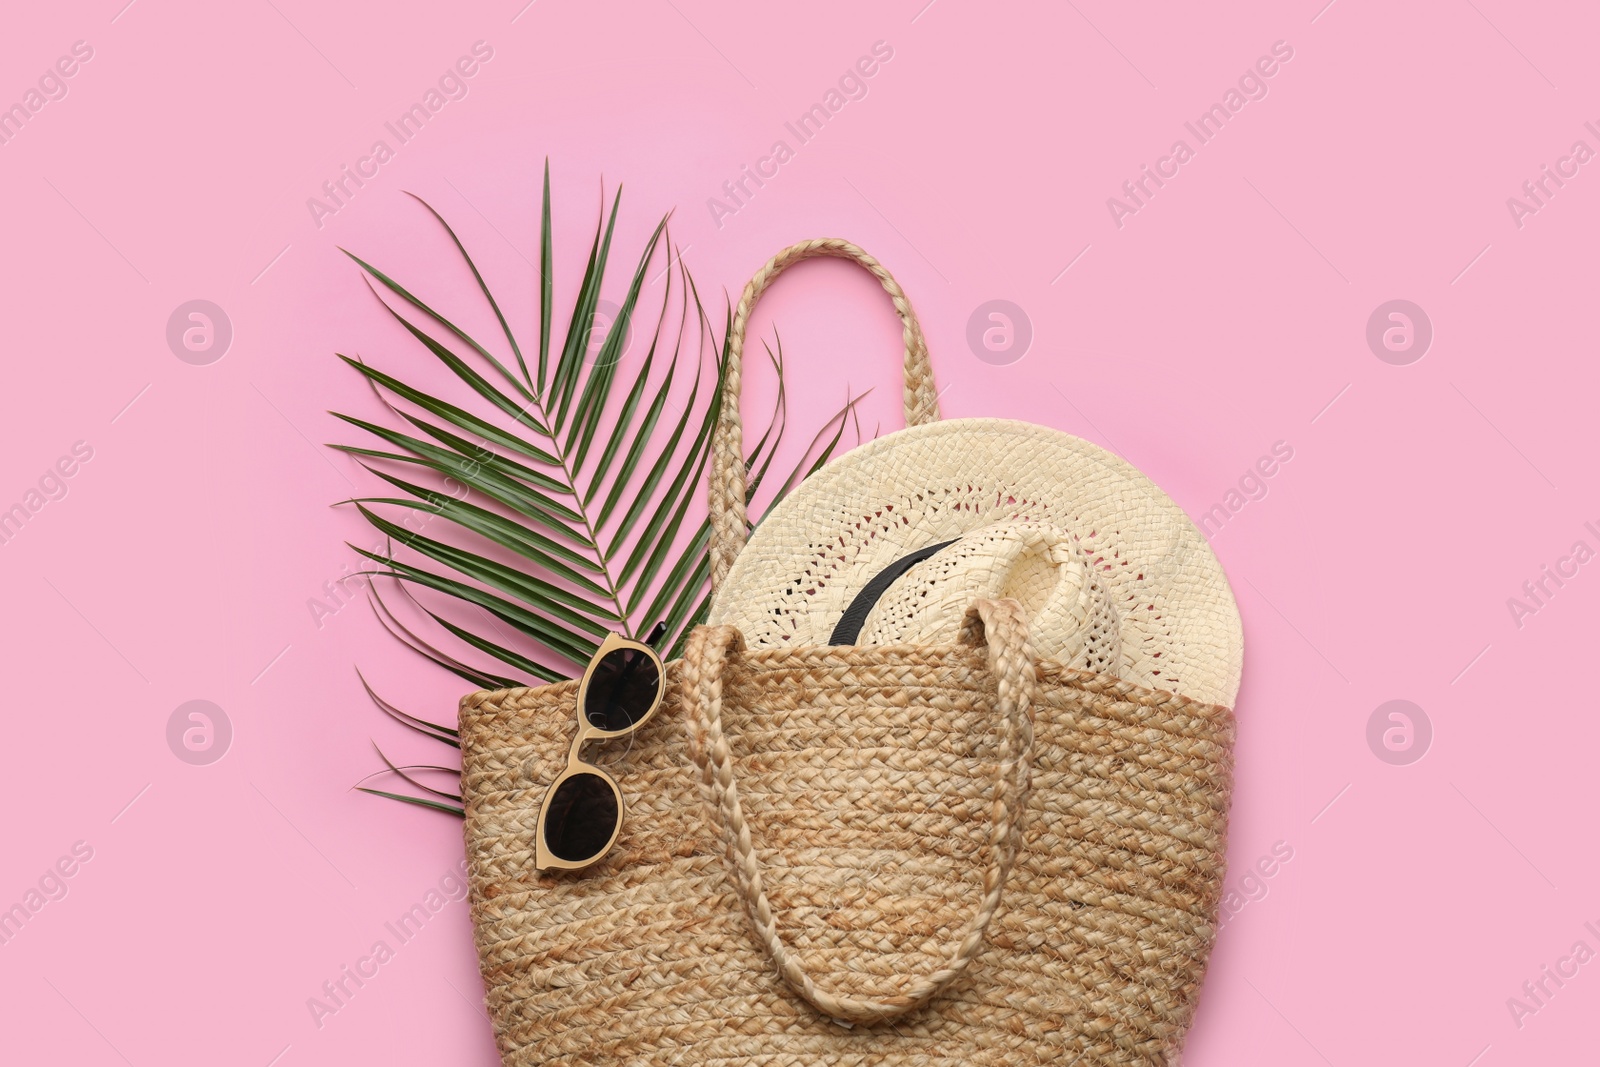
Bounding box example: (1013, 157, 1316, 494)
(709, 418, 1243, 706)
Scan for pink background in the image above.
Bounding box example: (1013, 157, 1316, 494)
(2, 1, 1596, 1063)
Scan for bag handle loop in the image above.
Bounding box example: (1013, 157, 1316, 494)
(708, 239, 941, 591)
(682, 598, 1037, 1024)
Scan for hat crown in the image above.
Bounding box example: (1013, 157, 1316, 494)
(858, 521, 1123, 675)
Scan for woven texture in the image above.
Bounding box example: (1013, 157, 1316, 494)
(681, 599, 1040, 1024)
(460, 638, 1234, 1065)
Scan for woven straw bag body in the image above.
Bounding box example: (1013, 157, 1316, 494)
(460, 241, 1236, 1065)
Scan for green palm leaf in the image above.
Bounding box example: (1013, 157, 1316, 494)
(333, 164, 860, 814)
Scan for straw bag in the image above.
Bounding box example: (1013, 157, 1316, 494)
(460, 240, 1237, 1065)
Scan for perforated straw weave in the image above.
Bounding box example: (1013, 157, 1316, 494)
(459, 240, 1238, 1065)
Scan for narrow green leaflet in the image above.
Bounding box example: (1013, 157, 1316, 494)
(339, 354, 558, 465)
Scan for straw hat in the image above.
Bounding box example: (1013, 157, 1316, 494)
(710, 416, 1243, 707)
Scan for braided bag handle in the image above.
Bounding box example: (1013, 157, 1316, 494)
(708, 239, 942, 591)
(682, 598, 1038, 1024)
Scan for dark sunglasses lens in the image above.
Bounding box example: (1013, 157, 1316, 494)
(542, 772, 619, 864)
(583, 646, 660, 732)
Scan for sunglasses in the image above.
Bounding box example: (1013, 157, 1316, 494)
(534, 630, 666, 871)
